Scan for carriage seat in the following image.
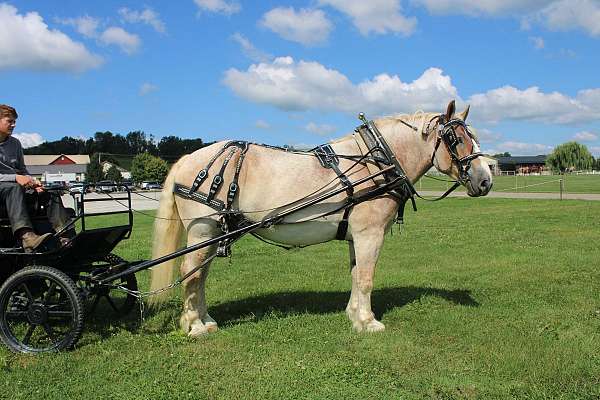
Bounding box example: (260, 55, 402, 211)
(0, 189, 75, 247)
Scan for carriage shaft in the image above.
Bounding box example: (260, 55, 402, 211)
(98, 165, 396, 284)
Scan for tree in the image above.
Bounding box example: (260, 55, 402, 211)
(492, 152, 511, 158)
(105, 165, 123, 183)
(130, 153, 169, 184)
(546, 142, 594, 173)
(86, 153, 104, 183)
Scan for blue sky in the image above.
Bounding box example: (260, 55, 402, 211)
(1, 0, 599, 156)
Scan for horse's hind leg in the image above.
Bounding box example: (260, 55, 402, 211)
(180, 223, 219, 337)
(346, 227, 386, 332)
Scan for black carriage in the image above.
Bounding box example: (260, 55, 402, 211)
(0, 184, 138, 353)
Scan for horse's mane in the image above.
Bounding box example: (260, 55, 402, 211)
(378, 110, 439, 136)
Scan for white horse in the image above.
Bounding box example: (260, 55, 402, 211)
(149, 100, 492, 336)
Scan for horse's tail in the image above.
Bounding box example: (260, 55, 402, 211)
(148, 155, 187, 304)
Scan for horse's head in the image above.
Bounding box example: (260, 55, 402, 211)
(429, 100, 493, 197)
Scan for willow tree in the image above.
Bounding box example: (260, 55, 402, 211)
(546, 142, 594, 173)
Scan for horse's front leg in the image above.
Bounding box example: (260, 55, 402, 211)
(346, 228, 386, 332)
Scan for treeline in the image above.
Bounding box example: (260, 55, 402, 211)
(24, 131, 213, 162)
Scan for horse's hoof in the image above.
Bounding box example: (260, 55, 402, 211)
(352, 321, 364, 333)
(204, 321, 218, 333)
(188, 324, 209, 337)
(365, 320, 385, 332)
(202, 314, 218, 333)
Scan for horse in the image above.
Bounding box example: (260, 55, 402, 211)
(149, 100, 493, 336)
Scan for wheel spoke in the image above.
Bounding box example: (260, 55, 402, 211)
(5, 311, 28, 320)
(42, 323, 57, 342)
(47, 310, 73, 318)
(22, 324, 36, 345)
(43, 281, 57, 302)
(20, 283, 34, 302)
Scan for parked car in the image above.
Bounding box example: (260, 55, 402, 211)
(140, 181, 161, 190)
(121, 180, 135, 191)
(97, 180, 117, 193)
(69, 183, 87, 194)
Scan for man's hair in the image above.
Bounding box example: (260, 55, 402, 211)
(0, 105, 18, 119)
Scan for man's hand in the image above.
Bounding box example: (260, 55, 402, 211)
(16, 174, 44, 192)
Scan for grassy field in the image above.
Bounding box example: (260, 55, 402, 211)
(1, 198, 599, 399)
(416, 174, 600, 194)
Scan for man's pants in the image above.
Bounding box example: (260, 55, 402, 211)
(0, 182, 70, 235)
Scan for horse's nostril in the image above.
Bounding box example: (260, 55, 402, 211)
(480, 179, 491, 192)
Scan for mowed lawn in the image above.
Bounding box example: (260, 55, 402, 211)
(416, 174, 600, 194)
(1, 198, 599, 399)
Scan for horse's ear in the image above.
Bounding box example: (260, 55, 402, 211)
(445, 100, 456, 121)
(458, 104, 470, 121)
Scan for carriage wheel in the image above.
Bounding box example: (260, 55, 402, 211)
(86, 254, 138, 318)
(0, 266, 85, 353)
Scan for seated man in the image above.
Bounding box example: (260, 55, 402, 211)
(0, 104, 70, 252)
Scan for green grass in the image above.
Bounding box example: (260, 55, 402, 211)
(416, 174, 600, 194)
(1, 198, 599, 399)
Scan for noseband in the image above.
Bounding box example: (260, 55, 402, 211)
(430, 116, 482, 185)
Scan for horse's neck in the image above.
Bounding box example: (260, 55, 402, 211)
(378, 119, 434, 184)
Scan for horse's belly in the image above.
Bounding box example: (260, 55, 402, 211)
(255, 220, 341, 246)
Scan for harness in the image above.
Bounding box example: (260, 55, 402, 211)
(172, 112, 482, 254)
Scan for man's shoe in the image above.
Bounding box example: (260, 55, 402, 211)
(21, 231, 52, 253)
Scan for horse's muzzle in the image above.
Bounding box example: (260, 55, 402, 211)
(466, 172, 493, 197)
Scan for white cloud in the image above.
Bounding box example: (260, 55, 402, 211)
(539, 0, 600, 37)
(194, 0, 241, 15)
(139, 83, 158, 96)
(0, 4, 103, 73)
(529, 36, 545, 49)
(472, 127, 502, 143)
(13, 132, 45, 148)
(255, 120, 271, 129)
(573, 131, 598, 142)
(414, 0, 548, 16)
(306, 122, 337, 136)
(224, 57, 600, 126)
(467, 86, 600, 124)
(319, 0, 416, 36)
(260, 7, 333, 46)
(415, 0, 600, 38)
(58, 15, 100, 38)
(223, 57, 458, 115)
(231, 33, 272, 62)
(99, 27, 140, 54)
(486, 141, 553, 155)
(119, 7, 166, 33)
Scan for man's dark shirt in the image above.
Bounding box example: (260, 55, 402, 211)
(0, 136, 28, 182)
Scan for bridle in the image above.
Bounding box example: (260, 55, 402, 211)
(428, 115, 483, 186)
